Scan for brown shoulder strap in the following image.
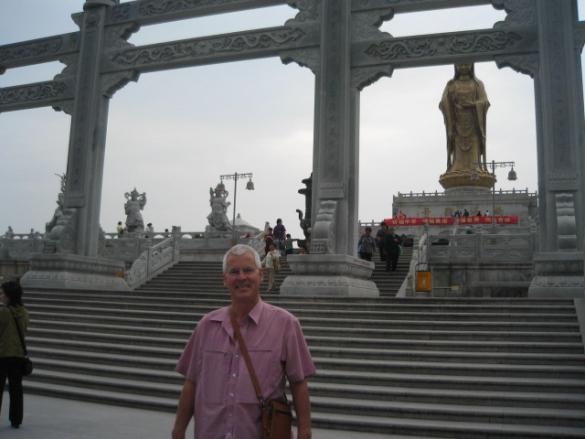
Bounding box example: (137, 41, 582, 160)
(230, 312, 264, 403)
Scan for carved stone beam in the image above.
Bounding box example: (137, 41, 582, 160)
(352, 27, 536, 70)
(107, 0, 288, 26)
(103, 25, 319, 74)
(0, 80, 74, 113)
(0, 33, 80, 71)
(351, 0, 490, 14)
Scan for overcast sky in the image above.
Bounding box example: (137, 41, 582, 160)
(1, 1, 584, 238)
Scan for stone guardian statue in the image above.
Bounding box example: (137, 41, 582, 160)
(124, 188, 147, 233)
(439, 63, 495, 190)
(206, 182, 232, 236)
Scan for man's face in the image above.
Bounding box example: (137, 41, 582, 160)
(223, 251, 263, 303)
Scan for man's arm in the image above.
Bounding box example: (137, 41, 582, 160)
(291, 379, 312, 439)
(172, 379, 195, 439)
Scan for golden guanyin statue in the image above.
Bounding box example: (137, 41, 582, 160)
(439, 63, 495, 190)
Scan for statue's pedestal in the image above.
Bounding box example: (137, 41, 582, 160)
(440, 170, 495, 190)
(20, 253, 129, 291)
(529, 252, 585, 298)
(280, 254, 379, 297)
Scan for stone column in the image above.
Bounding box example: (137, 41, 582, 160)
(64, 0, 114, 257)
(281, 0, 378, 297)
(21, 0, 128, 291)
(529, 0, 585, 297)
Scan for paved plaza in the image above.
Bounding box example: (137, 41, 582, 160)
(0, 392, 389, 439)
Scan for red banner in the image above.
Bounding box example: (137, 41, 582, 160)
(384, 216, 518, 226)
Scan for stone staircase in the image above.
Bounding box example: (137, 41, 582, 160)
(136, 247, 412, 297)
(20, 258, 585, 437)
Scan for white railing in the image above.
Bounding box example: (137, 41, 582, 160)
(397, 233, 427, 297)
(395, 188, 536, 198)
(125, 236, 180, 290)
(427, 232, 536, 264)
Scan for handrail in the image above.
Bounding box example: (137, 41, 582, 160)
(124, 236, 180, 290)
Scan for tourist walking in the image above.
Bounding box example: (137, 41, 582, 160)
(383, 227, 402, 271)
(263, 227, 274, 256)
(284, 233, 294, 256)
(172, 244, 315, 439)
(0, 280, 29, 429)
(116, 221, 125, 237)
(273, 218, 286, 256)
(358, 227, 377, 261)
(263, 243, 281, 293)
(375, 222, 388, 261)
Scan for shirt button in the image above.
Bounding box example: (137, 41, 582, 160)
(229, 392, 234, 397)
(232, 373, 237, 378)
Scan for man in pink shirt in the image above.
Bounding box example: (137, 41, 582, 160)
(172, 244, 315, 439)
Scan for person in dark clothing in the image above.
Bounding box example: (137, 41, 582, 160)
(0, 280, 29, 429)
(358, 227, 377, 261)
(383, 227, 402, 271)
(375, 222, 387, 261)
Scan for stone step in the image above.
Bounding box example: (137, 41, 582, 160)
(28, 310, 581, 333)
(27, 335, 585, 366)
(25, 293, 579, 313)
(24, 369, 585, 428)
(30, 318, 582, 343)
(314, 369, 585, 394)
(19, 381, 585, 438)
(27, 289, 574, 306)
(310, 381, 585, 409)
(25, 303, 579, 323)
(28, 356, 585, 410)
(308, 396, 585, 427)
(28, 326, 584, 355)
(310, 411, 585, 438)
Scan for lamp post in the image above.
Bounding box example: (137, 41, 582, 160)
(220, 172, 254, 244)
(485, 160, 517, 232)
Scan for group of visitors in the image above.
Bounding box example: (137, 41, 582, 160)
(358, 222, 403, 271)
(452, 209, 491, 218)
(261, 218, 297, 293)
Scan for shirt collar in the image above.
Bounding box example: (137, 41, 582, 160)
(212, 300, 264, 339)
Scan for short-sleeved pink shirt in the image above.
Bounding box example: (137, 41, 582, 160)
(176, 300, 316, 439)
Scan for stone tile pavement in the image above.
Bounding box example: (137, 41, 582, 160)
(0, 393, 390, 438)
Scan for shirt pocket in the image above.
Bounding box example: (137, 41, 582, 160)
(200, 349, 229, 405)
(238, 347, 279, 404)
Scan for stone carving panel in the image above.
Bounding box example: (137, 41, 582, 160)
(281, 48, 320, 74)
(492, 0, 536, 28)
(351, 65, 394, 90)
(555, 192, 577, 250)
(286, 0, 320, 25)
(0, 33, 79, 69)
(491, 0, 537, 77)
(102, 70, 140, 97)
(309, 200, 337, 254)
(494, 53, 537, 77)
(109, 27, 308, 70)
(364, 30, 523, 62)
(0, 81, 70, 111)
